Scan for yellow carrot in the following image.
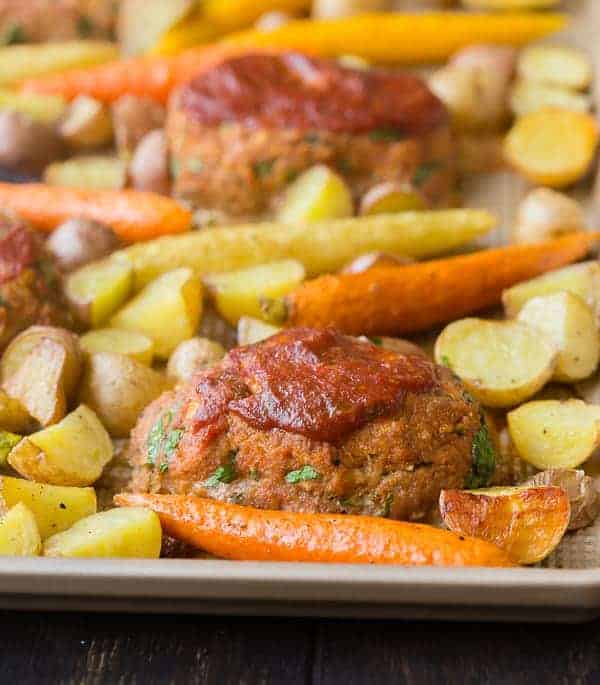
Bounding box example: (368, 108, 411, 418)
(205, 0, 310, 31)
(224, 12, 567, 63)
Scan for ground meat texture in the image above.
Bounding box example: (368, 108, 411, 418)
(0, 214, 72, 349)
(167, 52, 455, 219)
(0, 0, 115, 44)
(128, 328, 481, 522)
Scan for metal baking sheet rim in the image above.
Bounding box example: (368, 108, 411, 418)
(0, 559, 598, 622)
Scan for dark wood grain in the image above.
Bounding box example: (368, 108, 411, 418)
(1, 612, 599, 684)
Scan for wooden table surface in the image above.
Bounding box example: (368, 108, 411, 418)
(1, 611, 599, 684)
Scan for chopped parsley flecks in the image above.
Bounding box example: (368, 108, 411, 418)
(382, 493, 394, 517)
(465, 422, 496, 489)
(303, 133, 321, 145)
(249, 468, 261, 481)
(253, 159, 275, 179)
(285, 465, 320, 484)
(336, 158, 353, 174)
(3, 23, 26, 45)
(368, 127, 405, 142)
(204, 451, 238, 487)
(369, 336, 383, 347)
(440, 355, 451, 368)
(77, 15, 94, 37)
(412, 161, 443, 187)
(186, 157, 204, 174)
(146, 410, 182, 472)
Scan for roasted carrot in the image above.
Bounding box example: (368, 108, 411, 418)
(225, 12, 567, 64)
(280, 233, 595, 336)
(204, 0, 310, 31)
(19, 44, 283, 104)
(0, 183, 191, 242)
(115, 494, 515, 567)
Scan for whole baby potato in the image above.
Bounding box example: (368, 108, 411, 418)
(46, 218, 120, 272)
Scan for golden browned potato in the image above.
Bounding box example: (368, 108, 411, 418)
(508, 400, 600, 470)
(0, 390, 33, 434)
(59, 94, 113, 149)
(0, 476, 97, 539)
(1, 325, 82, 402)
(166, 337, 225, 383)
(434, 318, 557, 407)
(512, 188, 586, 245)
(43, 507, 162, 558)
(523, 469, 600, 530)
(0, 110, 62, 173)
(8, 405, 113, 487)
(79, 352, 170, 438)
(80, 328, 155, 366)
(110, 268, 202, 359)
(46, 218, 120, 272)
(517, 292, 599, 383)
(517, 46, 593, 91)
(65, 258, 133, 328)
(237, 317, 281, 347)
(439, 485, 570, 564)
(359, 183, 424, 216)
(128, 129, 170, 195)
(509, 80, 591, 118)
(502, 261, 600, 321)
(0, 502, 41, 557)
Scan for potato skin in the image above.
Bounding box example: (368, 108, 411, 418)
(0, 111, 63, 173)
(79, 352, 170, 437)
(46, 218, 120, 272)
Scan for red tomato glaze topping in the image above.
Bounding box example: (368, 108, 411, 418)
(180, 52, 447, 136)
(191, 328, 438, 445)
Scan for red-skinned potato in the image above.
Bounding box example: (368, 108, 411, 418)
(46, 218, 120, 272)
(439, 485, 570, 564)
(129, 129, 170, 195)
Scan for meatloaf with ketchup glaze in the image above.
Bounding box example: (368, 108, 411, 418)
(0, 213, 72, 349)
(128, 328, 483, 521)
(168, 52, 455, 219)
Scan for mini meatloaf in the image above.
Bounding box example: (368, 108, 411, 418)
(168, 52, 455, 219)
(0, 213, 72, 349)
(128, 328, 484, 521)
(0, 0, 115, 44)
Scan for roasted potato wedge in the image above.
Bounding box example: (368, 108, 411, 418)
(517, 46, 592, 91)
(0, 476, 97, 539)
(0, 391, 33, 434)
(508, 400, 600, 470)
(8, 405, 113, 487)
(65, 258, 133, 328)
(434, 318, 557, 407)
(439, 485, 570, 565)
(166, 338, 225, 383)
(80, 328, 155, 366)
(0, 502, 41, 557)
(523, 469, 600, 530)
(43, 507, 162, 559)
(110, 268, 202, 359)
(79, 352, 169, 438)
(517, 292, 599, 382)
(59, 95, 113, 149)
(504, 108, 599, 188)
(237, 317, 281, 347)
(277, 165, 354, 224)
(204, 260, 305, 326)
(3, 339, 68, 427)
(44, 156, 126, 191)
(503, 261, 600, 321)
(1, 326, 82, 399)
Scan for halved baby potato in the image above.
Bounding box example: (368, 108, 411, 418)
(166, 337, 225, 383)
(204, 260, 305, 326)
(517, 292, 599, 382)
(508, 399, 600, 470)
(80, 328, 155, 366)
(110, 267, 202, 358)
(8, 405, 113, 487)
(502, 261, 600, 320)
(517, 46, 593, 91)
(43, 507, 162, 559)
(0, 503, 41, 557)
(79, 352, 170, 438)
(359, 182, 424, 216)
(434, 318, 557, 407)
(237, 317, 281, 347)
(66, 258, 133, 328)
(0, 476, 97, 539)
(510, 80, 591, 118)
(277, 165, 354, 224)
(439, 485, 570, 565)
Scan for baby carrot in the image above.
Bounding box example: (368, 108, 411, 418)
(280, 233, 595, 335)
(224, 12, 567, 64)
(115, 494, 516, 567)
(0, 183, 191, 242)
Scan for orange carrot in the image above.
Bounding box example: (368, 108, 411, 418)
(19, 44, 284, 103)
(281, 233, 595, 336)
(115, 493, 515, 567)
(0, 183, 191, 242)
